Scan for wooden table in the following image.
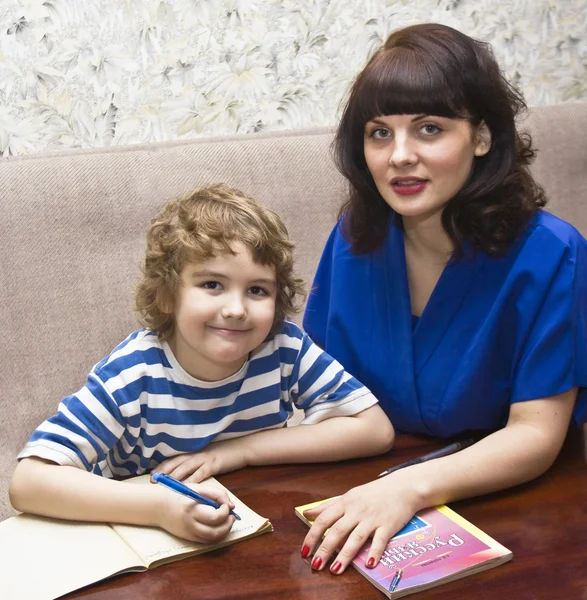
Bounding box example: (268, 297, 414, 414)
(68, 430, 587, 600)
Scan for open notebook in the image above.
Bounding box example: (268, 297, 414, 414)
(1, 474, 272, 600)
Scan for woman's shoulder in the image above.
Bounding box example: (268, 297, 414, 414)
(326, 220, 352, 250)
(326, 218, 396, 259)
(510, 211, 587, 285)
(532, 210, 587, 249)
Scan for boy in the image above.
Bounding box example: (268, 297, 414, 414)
(10, 184, 394, 543)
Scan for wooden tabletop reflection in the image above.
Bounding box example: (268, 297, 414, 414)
(67, 430, 587, 600)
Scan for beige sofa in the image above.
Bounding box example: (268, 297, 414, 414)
(1, 102, 586, 522)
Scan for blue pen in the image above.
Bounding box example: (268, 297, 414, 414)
(389, 568, 403, 592)
(152, 472, 241, 520)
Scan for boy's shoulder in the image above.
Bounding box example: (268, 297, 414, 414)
(268, 320, 306, 345)
(251, 321, 307, 360)
(93, 329, 167, 378)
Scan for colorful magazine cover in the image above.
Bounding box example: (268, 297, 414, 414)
(295, 502, 512, 598)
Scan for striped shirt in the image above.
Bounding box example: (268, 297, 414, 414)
(18, 321, 376, 477)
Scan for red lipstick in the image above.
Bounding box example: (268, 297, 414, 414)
(391, 177, 428, 196)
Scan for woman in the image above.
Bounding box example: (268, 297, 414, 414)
(301, 23, 587, 575)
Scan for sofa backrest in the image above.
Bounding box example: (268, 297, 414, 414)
(1, 102, 586, 521)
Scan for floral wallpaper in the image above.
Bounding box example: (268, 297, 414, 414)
(0, 0, 585, 156)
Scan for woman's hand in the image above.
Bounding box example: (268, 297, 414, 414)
(155, 482, 236, 542)
(301, 389, 577, 575)
(152, 438, 249, 483)
(301, 472, 422, 574)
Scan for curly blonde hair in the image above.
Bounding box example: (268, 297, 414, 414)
(135, 183, 306, 341)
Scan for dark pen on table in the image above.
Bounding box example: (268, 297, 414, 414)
(152, 472, 241, 520)
(377, 438, 476, 478)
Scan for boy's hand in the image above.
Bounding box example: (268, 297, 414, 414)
(156, 482, 236, 542)
(152, 438, 250, 483)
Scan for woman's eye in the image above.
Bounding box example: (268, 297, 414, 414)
(370, 128, 391, 139)
(202, 281, 221, 290)
(420, 123, 441, 136)
(249, 286, 267, 296)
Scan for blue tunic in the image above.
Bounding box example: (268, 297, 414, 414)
(303, 210, 587, 437)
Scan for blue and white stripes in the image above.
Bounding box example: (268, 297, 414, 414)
(19, 321, 376, 477)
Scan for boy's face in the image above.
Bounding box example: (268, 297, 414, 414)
(168, 242, 277, 381)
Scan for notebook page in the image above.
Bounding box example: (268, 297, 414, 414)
(0, 513, 143, 600)
(111, 475, 271, 566)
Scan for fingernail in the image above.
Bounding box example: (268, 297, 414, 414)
(367, 557, 376, 568)
(311, 556, 322, 570)
(301, 545, 310, 558)
(330, 561, 342, 573)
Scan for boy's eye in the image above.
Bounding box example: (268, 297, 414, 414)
(249, 286, 268, 296)
(201, 281, 222, 290)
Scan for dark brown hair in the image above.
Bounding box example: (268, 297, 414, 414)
(334, 23, 546, 255)
(135, 183, 306, 341)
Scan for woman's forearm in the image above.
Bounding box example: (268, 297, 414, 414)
(402, 391, 576, 511)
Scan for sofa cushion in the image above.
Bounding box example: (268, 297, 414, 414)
(1, 102, 585, 521)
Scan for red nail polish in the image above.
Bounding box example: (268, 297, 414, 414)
(367, 557, 376, 568)
(311, 556, 322, 570)
(331, 561, 342, 573)
(301, 545, 310, 558)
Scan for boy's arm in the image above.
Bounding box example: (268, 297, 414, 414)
(155, 329, 394, 482)
(154, 402, 394, 482)
(247, 402, 395, 463)
(9, 457, 236, 542)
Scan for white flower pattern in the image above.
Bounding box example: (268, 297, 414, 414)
(0, 0, 584, 155)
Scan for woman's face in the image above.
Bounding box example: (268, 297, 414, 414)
(363, 114, 490, 224)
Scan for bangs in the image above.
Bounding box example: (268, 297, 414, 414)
(180, 226, 277, 268)
(352, 48, 470, 124)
